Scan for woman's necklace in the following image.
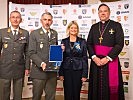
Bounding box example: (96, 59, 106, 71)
(99, 20, 110, 44)
(70, 42, 75, 50)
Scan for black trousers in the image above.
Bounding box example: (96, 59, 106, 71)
(63, 69, 82, 100)
(0, 78, 23, 100)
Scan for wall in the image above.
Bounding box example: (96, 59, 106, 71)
(129, 0, 133, 99)
(0, 0, 8, 28)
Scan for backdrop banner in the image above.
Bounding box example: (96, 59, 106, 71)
(9, 1, 131, 99)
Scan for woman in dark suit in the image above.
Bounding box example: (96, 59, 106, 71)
(59, 21, 88, 100)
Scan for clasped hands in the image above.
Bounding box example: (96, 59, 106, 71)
(59, 76, 87, 82)
(93, 56, 109, 66)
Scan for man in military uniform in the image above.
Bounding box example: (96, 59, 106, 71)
(29, 12, 58, 100)
(0, 11, 29, 100)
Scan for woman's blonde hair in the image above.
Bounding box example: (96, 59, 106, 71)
(66, 21, 79, 37)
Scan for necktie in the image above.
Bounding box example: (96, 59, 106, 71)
(46, 31, 49, 39)
(13, 30, 17, 40)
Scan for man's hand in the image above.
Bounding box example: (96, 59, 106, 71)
(25, 70, 29, 76)
(93, 56, 102, 66)
(100, 57, 109, 66)
(41, 63, 46, 71)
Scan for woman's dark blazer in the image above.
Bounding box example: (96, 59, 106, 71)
(59, 37, 88, 78)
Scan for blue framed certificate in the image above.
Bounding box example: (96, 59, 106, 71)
(49, 45, 63, 62)
(44, 45, 62, 71)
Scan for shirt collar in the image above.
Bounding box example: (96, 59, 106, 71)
(11, 26, 19, 33)
(42, 27, 50, 33)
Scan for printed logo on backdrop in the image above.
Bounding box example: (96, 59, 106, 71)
(63, 20, 67, 26)
(30, 12, 37, 16)
(28, 22, 33, 26)
(45, 9, 48, 13)
(116, 11, 120, 15)
(124, 87, 128, 93)
(82, 9, 87, 14)
(35, 21, 39, 27)
(14, 7, 18, 11)
(20, 8, 25, 12)
(124, 4, 129, 9)
(125, 40, 129, 46)
(82, 20, 87, 26)
(92, 8, 96, 14)
(124, 62, 129, 68)
(63, 9, 67, 15)
(78, 15, 82, 19)
(118, 4, 122, 9)
(125, 29, 129, 34)
(117, 16, 121, 22)
(120, 51, 126, 56)
(73, 9, 77, 15)
(126, 74, 129, 81)
(123, 82, 128, 85)
(124, 36, 129, 39)
(53, 10, 58, 15)
(50, 5, 52, 8)
(124, 16, 128, 21)
(91, 19, 96, 25)
(53, 20, 59, 26)
(121, 11, 129, 14)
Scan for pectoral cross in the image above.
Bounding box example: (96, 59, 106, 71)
(99, 36, 103, 44)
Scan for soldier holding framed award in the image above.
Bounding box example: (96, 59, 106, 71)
(29, 12, 58, 100)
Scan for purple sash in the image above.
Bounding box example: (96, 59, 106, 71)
(94, 45, 118, 100)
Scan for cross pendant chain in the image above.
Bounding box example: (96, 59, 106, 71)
(99, 36, 103, 44)
(98, 20, 110, 44)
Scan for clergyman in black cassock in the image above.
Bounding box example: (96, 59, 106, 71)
(87, 4, 125, 100)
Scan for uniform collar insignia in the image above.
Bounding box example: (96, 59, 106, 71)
(19, 29, 23, 34)
(7, 28, 11, 33)
(7, 28, 22, 34)
(51, 30, 53, 34)
(40, 31, 44, 35)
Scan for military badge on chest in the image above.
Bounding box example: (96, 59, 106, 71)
(40, 42, 43, 49)
(4, 42, 8, 48)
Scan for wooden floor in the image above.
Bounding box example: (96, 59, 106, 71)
(22, 95, 87, 100)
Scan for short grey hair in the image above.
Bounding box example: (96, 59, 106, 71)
(41, 12, 53, 19)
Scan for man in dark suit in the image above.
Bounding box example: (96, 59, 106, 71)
(0, 11, 30, 100)
(29, 12, 58, 100)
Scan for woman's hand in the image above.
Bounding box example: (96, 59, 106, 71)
(61, 44, 65, 52)
(81, 77, 87, 82)
(59, 76, 64, 81)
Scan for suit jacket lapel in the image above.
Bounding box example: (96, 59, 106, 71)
(17, 28, 23, 41)
(67, 37, 71, 54)
(49, 29, 55, 40)
(39, 28, 46, 39)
